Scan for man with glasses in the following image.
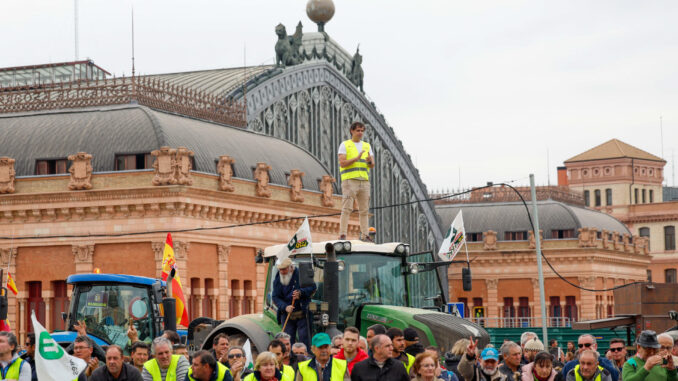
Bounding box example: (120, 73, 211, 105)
(562, 334, 619, 381)
(566, 350, 612, 381)
(658, 334, 678, 366)
(622, 330, 676, 381)
(607, 339, 627, 374)
(223, 347, 247, 380)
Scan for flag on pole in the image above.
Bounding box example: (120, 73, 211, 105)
(161, 233, 189, 327)
(243, 339, 254, 370)
(6, 272, 17, 296)
(277, 217, 313, 264)
(31, 310, 86, 380)
(438, 210, 466, 261)
(0, 320, 9, 332)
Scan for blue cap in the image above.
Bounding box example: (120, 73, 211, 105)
(312, 333, 332, 348)
(481, 347, 499, 361)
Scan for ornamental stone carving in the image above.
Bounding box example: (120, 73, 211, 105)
(72, 244, 94, 263)
(578, 227, 597, 248)
(152, 147, 177, 185)
(483, 230, 497, 250)
(173, 241, 190, 259)
(274, 22, 303, 68)
(217, 156, 236, 192)
(612, 232, 621, 250)
(175, 147, 194, 185)
(319, 175, 336, 207)
(623, 234, 631, 252)
(254, 163, 273, 198)
(0, 248, 17, 267)
(633, 235, 643, 254)
(151, 242, 164, 262)
(485, 278, 498, 289)
(0, 157, 16, 194)
(217, 244, 231, 263)
(601, 229, 610, 249)
(288, 169, 305, 202)
(67, 152, 93, 190)
(528, 230, 543, 249)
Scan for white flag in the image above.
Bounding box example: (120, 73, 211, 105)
(243, 339, 254, 370)
(438, 210, 466, 261)
(277, 217, 313, 264)
(31, 311, 87, 381)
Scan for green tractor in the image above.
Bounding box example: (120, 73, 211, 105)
(189, 240, 489, 353)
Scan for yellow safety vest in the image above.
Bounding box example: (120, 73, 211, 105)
(574, 364, 604, 381)
(0, 357, 23, 380)
(340, 140, 371, 181)
(298, 357, 347, 381)
(144, 355, 181, 381)
(187, 362, 229, 381)
(404, 353, 415, 374)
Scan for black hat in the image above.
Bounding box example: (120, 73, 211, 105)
(637, 330, 661, 349)
(403, 327, 419, 341)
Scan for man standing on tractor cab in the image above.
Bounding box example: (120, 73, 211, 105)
(338, 121, 375, 242)
(272, 258, 316, 349)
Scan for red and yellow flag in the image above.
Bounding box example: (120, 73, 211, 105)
(0, 319, 10, 332)
(6, 272, 17, 296)
(161, 233, 189, 327)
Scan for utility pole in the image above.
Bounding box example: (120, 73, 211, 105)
(530, 174, 548, 342)
(74, 0, 79, 60)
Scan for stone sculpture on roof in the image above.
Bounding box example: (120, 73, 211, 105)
(275, 22, 304, 68)
(348, 47, 364, 93)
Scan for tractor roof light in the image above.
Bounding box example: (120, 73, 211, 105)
(337, 260, 345, 271)
(395, 244, 406, 255)
(333, 242, 344, 253)
(342, 241, 351, 252)
(409, 263, 419, 274)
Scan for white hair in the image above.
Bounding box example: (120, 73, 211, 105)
(520, 332, 537, 346)
(152, 337, 172, 354)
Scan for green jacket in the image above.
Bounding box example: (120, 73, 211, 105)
(622, 356, 678, 381)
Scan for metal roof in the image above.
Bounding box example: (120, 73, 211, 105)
(436, 200, 630, 239)
(67, 273, 160, 286)
(565, 138, 665, 163)
(263, 240, 408, 258)
(0, 104, 334, 192)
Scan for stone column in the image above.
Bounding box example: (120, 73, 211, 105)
(195, 295, 203, 317)
(18, 298, 26, 346)
(210, 296, 218, 318)
(217, 245, 230, 319)
(72, 244, 94, 273)
(43, 290, 54, 331)
(173, 241, 190, 295)
(0, 248, 17, 329)
(578, 276, 596, 320)
(485, 279, 499, 328)
(152, 242, 164, 279)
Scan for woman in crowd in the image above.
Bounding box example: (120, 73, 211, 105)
(412, 352, 446, 381)
(521, 351, 561, 381)
(445, 338, 469, 381)
(244, 352, 283, 381)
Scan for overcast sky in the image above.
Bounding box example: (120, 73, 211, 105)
(2, 1, 677, 190)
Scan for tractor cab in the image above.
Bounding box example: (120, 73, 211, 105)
(53, 274, 165, 349)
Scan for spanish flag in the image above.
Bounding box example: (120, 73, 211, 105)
(0, 319, 9, 332)
(161, 233, 189, 327)
(6, 272, 17, 296)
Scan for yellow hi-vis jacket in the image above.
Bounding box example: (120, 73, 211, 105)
(0, 357, 24, 380)
(298, 357, 347, 381)
(340, 140, 370, 181)
(187, 361, 229, 381)
(143, 355, 181, 381)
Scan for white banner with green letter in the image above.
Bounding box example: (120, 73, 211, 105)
(31, 310, 87, 380)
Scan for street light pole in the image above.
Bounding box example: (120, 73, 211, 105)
(530, 174, 548, 343)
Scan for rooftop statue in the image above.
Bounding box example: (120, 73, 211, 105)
(348, 47, 364, 93)
(275, 22, 304, 68)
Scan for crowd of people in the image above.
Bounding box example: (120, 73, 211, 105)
(6, 321, 678, 381)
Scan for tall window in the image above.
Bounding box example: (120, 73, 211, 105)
(52, 281, 68, 331)
(647, 270, 653, 282)
(503, 297, 515, 327)
(605, 189, 612, 206)
(229, 280, 240, 318)
(115, 153, 153, 170)
(642, 189, 647, 203)
(584, 190, 590, 206)
(594, 190, 601, 207)
(550, 296, 562, 326)
(635, 189, 639, 204)
(565, 296, 577, 322)
(650, 190, 654, 203)
(203, 279, 214, 318)
(458, 298, 469, 318)
(518, 297, 530, 325)
(665, 269, 677, 284)
(504, 231, 527, 240)
(190, 278, 201, 320)
(468, 232, 483, 242)
(639, 227, 650, 251)
(27, 282, 45, 332)
(552, 229, 574, 239)
(35, 159, 68, 175)
(472, 297, 483, 307)
(665, 226, 676, 251)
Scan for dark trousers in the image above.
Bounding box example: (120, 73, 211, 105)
(282, 311, 310, 349)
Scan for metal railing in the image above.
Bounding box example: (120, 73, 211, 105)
(468, 316, 574, 328)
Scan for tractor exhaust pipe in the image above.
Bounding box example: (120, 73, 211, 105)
(323, 243, 341, 339)
(163, 268, 177, 332)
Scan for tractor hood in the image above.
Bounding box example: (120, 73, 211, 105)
(359, 305, 490, 352)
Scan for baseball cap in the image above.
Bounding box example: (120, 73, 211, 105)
(312, 333, 332, 348)
(481, 347, 499, 361)
(403, 328, 419, 341)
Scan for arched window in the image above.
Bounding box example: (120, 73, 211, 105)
(605, 189, 612, 206)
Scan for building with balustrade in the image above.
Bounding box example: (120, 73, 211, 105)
(0, 7, 440, 344)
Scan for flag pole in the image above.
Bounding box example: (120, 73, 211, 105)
(530, 174, 548, 343)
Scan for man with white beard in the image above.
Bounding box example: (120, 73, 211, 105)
(459, 337, 507, 381)
(272, 257, 317, 349)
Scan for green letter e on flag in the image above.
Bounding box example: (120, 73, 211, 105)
(39, 331, 65, 360)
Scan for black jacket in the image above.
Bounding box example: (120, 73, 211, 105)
(89, 363, 143, 381)
(405, 343, 426, 357)
(350, 356, 409, 381)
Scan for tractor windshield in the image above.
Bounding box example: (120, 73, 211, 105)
(71, 283, 154, 348)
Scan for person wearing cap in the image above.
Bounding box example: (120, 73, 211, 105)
(524, 339, 545, 363)
(272, 257, 317, 349)
(562, 335, 619, 381)
(386, 327, 415, 375)
(459, 337, 507, 381)
(623, 330, 677, 381)
(566, 349, 611, 381)
(404, 328, 426, 357)
(296, 333, 349, 381)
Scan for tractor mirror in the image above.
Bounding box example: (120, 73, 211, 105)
(299, 262, 315, 288)
(462, 267, 472, 291)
